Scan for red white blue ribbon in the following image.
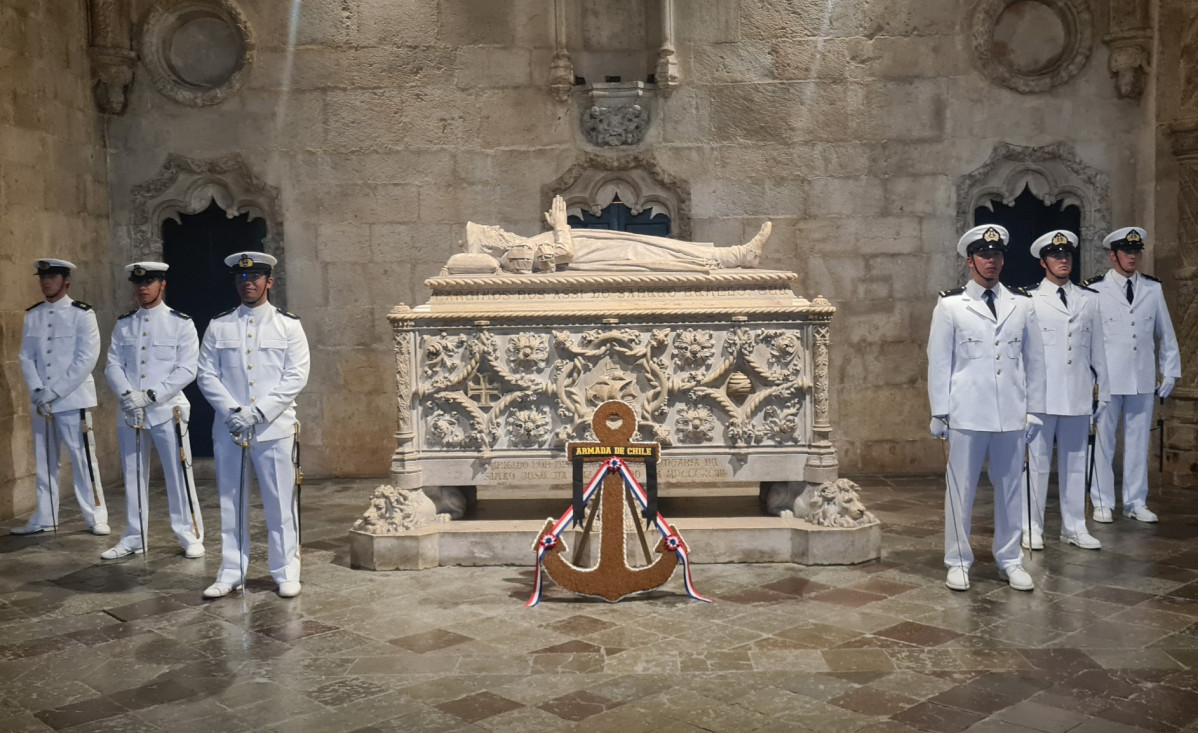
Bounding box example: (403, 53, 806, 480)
(526, 457, 712, 606)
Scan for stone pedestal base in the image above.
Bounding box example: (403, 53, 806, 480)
(350, 514, 880, 571)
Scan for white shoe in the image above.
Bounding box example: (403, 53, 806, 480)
(1000, 565, 1035, 591)
(100, 544, 143, 560)
(1061, 532, 1102, 550)
(277, 581, 301, 598)
(1092, 507, 1114, 523)
(184, 543, 205, 559)
(90, 523, 111, 536)
(10, 523, 51, 536)
(1021, 531, 1044, 550)
(1124, 506, 1158, 523)
(202, 582, 241, 599)
(945, 567, 970, 591)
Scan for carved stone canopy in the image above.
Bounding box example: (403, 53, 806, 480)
(971, 0, 1094, 94)
(957, 142, 1110, 276)
(140, 0, 254, 107)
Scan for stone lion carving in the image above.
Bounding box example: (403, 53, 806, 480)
(352, 485, 450, 534)
(802, 479, 877, 528)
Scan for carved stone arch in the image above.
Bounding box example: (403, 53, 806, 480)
(130, 153, 285, 295)
(545, 154, 691, 240)
(956, 142, 1110, 276)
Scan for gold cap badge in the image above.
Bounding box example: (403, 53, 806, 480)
(132, 266, 147, 277)
(1051, 232, 1068, 246)
(1126, 231, 1142, 243)
(983, 227, 1001, 243)
(237, 255, 254, 269)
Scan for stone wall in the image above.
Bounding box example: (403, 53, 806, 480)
(103, 0, 1156, 478)
(0, 0, 116, 520)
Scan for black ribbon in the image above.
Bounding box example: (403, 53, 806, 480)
(572, 455, 584, 527)
(643, 456, 658, 525)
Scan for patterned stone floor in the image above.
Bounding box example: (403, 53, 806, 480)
(2, 473, 1197, 732)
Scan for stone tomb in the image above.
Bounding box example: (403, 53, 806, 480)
(351, 204, 880, 570)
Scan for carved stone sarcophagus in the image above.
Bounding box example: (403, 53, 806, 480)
(388, 269, 838, 509)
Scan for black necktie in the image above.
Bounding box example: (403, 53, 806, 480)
(1057, 287, 1068, 309)
(1126, 280, 1134, 304)
(983, 289, 996, 317)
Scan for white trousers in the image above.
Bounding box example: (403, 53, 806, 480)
(30, 410, 107, 528)
(1024, 414, 1090, 538)
(213, 431, 299, 586)
(115, 417, 203, 551)
(944, 429, 1024, 572)
(1093, 393, 1154, 513)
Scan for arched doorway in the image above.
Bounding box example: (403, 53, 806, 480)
(162, 201, 267, 457)
(974, 186, 1082, 290)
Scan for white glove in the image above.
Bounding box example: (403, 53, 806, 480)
(1025, 413, 1043, 443)
(33, 388, 58, 409)
(120, 391, 151, 412)
(1158, 376, 1176, 400)
(1093, 400, 1109, 421)
(929, 416, 948, 439)
(225, 409, 254, 434)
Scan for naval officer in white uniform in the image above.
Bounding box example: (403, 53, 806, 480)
(101, 262, 204, 560)
(15, 259, 109, 536)
(1022, 231, 1109, 551)
(197, 251, 309, 599)
(928, 225, 1046, 591)
(1084, 227, 1181, 523)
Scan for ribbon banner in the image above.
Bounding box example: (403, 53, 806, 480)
(526, 456, 712, 607)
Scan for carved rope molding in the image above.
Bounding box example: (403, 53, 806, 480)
(971, 0, 1094, 94)
(956, 142, 1111, 277)
(140, 0, 254, 107)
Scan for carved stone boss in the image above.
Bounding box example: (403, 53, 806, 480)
(388, 270, 838, 503)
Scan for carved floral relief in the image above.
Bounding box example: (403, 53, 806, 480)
(412, 323, 812, 453)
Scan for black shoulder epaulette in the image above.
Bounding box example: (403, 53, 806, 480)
(938, 286, 965, 298)
(26, 302, 42, 311)
(1010, 287, 1032, 297)
(1082, 274, 1104, 286)
(117, 309, 136, 320)
(169, 309, 192, 320)
(1078, 284, 1098, 293)
(71, 300, 92, 311)
(212, 307, 236, 319)
(276, 307, 300, 320)
(1142, 273, 1160, 283)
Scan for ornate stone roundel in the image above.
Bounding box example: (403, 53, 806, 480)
(972, 0, 1092, 94)
(141, 0, 254, 107)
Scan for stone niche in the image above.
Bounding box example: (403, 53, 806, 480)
(388, 270, 839, 504)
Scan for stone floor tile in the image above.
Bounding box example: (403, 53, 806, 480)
(831, 685, 919, 715)
(536, 689, 623, 721)
(875, 621, 963, 647)
(893, 701, 987, 733)
(993, 699, 1090, 732)
(33, 697, 125, 730)
(387, 628, 472, 654)
(435, 691, 525, 723)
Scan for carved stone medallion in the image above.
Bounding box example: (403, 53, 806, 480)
(971, 0, 1093, 93)
(141, 0, 254, 107)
